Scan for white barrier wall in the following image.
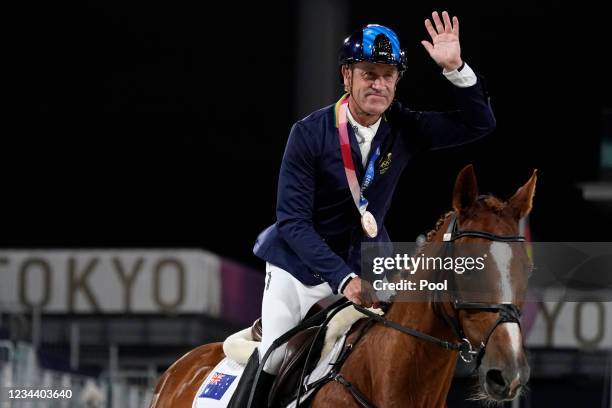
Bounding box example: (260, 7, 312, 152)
(0, 250, 610, 350)
(0, 250, 221, 315)
(526, 301, 612, 349)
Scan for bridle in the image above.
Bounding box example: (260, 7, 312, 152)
(436, 212, 525, 365)
(356, 211, 525, 366)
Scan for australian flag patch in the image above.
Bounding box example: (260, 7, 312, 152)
(199, 372, 237, 400)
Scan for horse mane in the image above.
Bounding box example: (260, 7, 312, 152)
(425, 211, 454, 243)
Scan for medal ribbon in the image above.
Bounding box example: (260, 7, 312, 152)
(337, 95, 380, 216)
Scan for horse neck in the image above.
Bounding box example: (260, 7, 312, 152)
(367, 300, 457, 405)
(383, 213, 454, 332)
(371, 216, 459, 403)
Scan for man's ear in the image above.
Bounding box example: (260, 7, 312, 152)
(341, 65, 352, 93)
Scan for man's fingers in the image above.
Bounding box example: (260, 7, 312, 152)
(363, 292, 376, 308)
(432, 11, 445, 35)
(452, 16, 459, 36)
(442, 11, 452, 33)
(424, 19, 437, 40)
(346, 278, 379, 309)
(421, 40, 434, 54)
(363, 283, 379, 309)
(348, 293, 362, 305)
(365, 296, 377, 309)
(369, 291, 380, 307)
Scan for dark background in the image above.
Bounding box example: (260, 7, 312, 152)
(6, 2, 611, 260)
(4, 1, 612, 407)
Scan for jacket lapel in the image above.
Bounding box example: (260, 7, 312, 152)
(365, 117, 391, 171)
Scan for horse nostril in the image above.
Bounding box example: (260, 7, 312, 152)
(486, 369, 506, 389)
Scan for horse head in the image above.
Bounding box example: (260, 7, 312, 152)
(437, 164, 537, 401)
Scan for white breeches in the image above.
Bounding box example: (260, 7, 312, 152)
(258, 262, 333, 374)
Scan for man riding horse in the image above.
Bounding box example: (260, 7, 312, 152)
(232, 11, 497, 407)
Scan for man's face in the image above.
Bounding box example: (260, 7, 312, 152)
(342, 61, 399, 116)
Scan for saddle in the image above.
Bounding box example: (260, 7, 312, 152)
(244, 299, 377, 407)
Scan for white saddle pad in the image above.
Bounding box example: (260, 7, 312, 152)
(192, 334, 347, 408)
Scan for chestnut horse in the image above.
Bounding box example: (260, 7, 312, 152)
(150, 164, 536, 407)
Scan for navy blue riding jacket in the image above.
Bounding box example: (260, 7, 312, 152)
(253, 77, 496, 293)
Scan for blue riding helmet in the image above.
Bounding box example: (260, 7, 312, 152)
(338, 24, 407, 72)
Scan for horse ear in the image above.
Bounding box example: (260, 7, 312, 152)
(452, 164, 479, 213)
(507, 169, 538, 220)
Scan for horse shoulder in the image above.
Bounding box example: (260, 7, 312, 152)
(150, 342, 225, 408)
(312, 380, 361, 407)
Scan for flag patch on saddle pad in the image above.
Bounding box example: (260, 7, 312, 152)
(193, 357, 244, 408)
(199, 372, 237, 400)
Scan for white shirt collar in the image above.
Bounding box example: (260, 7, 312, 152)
(346, 107, 381, 140)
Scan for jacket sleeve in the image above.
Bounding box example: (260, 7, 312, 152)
(407, 76, 496, 151)
(275, 122, 352, 293)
